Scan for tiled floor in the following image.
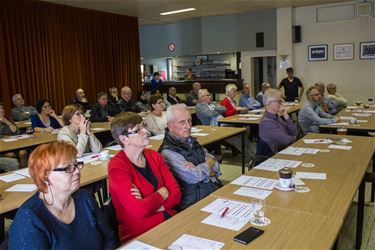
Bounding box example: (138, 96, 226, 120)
(219, 149, 375, 250)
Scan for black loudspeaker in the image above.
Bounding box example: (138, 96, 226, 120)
(256, 32, 264, 48)
(292, 26, 301, 43)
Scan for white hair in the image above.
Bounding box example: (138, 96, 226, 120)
(225, 84, 237, 95)
(12, 94, 21, 103)
(263, 88, 281, 106)
(198, 89, 208, 99)
(166, 103, 189, 123)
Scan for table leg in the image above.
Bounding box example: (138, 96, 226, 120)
(356, 180, 365, 249)
(371, 154, 375, 202)
(241, 131, 245, 174)
(0, 214, 4, 243)
(102, 179, 108, 201)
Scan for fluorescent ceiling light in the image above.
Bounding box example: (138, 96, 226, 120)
(160, 8, 196, 16)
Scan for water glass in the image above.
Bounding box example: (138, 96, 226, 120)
(250, 198, 269, 226)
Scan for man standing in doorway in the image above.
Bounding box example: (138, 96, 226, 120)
(278, 67, 304, 102)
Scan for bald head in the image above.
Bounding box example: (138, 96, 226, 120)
(75, 89, 85, 100)
(121, 86, 132, 101)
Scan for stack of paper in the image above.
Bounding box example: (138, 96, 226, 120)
(120, 240, 161, 250)
(279, 147, 319, 155)
(295, 172, 326, 180)
(170, 234, 225, 250)
(254, 158, 302, 172)
(231, 175, 277, 190)
(0, 173, 26, 183)
(201, 198, 259, 231)
(303, 139, 333, 144)
(233, 187, 272, 200)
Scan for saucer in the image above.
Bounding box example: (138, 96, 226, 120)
(301, 163, 315, 168)
(274, 182, 294, 191)
(250, 217, 271, 227)
(294, 186, 310, 193)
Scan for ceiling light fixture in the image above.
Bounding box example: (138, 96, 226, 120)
(160, 8, 196, 16)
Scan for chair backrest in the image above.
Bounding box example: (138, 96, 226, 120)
(101, 197, 119, 246)
(255, 138, 274, 157)
(249, 155, 270, 170)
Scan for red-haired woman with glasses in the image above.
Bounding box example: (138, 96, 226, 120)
(8, 141, 115, 249)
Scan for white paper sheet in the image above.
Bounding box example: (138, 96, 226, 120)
(149, 134, 165, 140)
(105, 145, 122, 151)
(303, 139, 333, 144)
(238, 114, 262, 117)
(295, 172, 326, 180)
(357, 120, 368, 123)
(191, 133, 209, 136)
(201, 198, 259, 220)
(278, 147, 319, 156)
(353, 113, 371, 117)
(233, 187, 272, 200)
(77, 152, 101, 163)
(339, 116, 355, 120)
(201, 213, 248, 231)
(13, 168, 31, 178)
(363, 110, 375, 113)
(328, 145, 352, 150)
(2, 138, 18, 142)
(90, 127, 106, 131)
(330, 122, 350, 126)
(6, 184, 37, 192)
(249, 109, 264, 113)
(231, 175, 277, 190)
(239, 117, 259, 121)
(191, 128, 203, 132)
(254, 158, 302, 172)
(120, 240, 161, 250)
(170, 234, 225, 250)
(0, 173, 26, 182)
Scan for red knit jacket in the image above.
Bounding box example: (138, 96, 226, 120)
(220, 97, 238, 117)
(108, 149, 181, 243)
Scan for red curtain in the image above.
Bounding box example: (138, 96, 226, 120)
(0, 0, 141, 114)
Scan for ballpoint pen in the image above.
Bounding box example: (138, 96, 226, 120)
(221, 207, 229, 217)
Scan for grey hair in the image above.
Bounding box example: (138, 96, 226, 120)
(12, 94, 21, 102)
(198, 89, 208, 99)
(225, 84, 237, 95)
(327, 82, 336, 89)
(261, 82, 271, 88)
(263, 88, 281, 106)
(121, 86, 131, 92)
(166, 103, 189, 123)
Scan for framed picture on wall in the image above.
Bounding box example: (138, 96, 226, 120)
(333, 43, 354, 60)
(308, 44, 328, 61)
(360, 42, 375, 59)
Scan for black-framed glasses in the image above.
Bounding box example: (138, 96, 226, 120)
(53, 161, 84, 173)
(123, 124, 144, 136)
(270, 99, 283, 104)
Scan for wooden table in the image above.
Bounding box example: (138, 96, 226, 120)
(128, 196, 342, 249)
(0, 122, 111, 154)
(217, 103, 301, 126)
(320, 105, 375, 134)
(123, 133, 373, 249)
(147, 125, 247, 173)
(13, 120, 31, 129)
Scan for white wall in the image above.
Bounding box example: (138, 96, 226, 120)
(293, 1, 375, 102)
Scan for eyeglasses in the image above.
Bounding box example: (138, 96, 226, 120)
(124, 124, 144, 136)
(53, 161, 84, 173)
(269, 100, 283, 104)
(309, 93, 320, 97)
(42, 104, 51, 108)
(74, 111, 83, 116)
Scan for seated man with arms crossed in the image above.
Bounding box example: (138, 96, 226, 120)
(259, 89, 297, 154)
(159, 104, 221, 211)
(298, 86, 338, 134)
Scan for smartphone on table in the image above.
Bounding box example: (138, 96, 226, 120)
(233, 227, 264, 245)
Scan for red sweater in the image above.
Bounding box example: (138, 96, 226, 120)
(221, 97, 238, 117)
(108, 149, 181, 243)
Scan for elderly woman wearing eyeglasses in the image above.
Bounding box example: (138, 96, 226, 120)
(57, 104, 102, 157)
(108, 112, 181, 243)
(8, 141, 115, 249)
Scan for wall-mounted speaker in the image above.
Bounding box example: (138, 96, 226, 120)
(292, 25, 301, 43)
(256, 32, 264, 48)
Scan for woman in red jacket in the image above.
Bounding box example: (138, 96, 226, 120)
(220, 84, 248, 117)
(108, 112, 181, 243)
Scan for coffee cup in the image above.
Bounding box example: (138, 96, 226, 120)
(337, 127, 347, 135)
(355, 101, 362, 106)
(363, 104, 370, 109)
(279, 168, 293, 188)
(99, 150, 110, 161)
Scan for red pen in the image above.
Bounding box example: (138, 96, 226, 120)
(221, 207, 229, 217)
(91, 155, 99, 159)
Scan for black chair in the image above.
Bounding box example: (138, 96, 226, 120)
(255, 138, 275, 157)
(101, 197, 120, 246)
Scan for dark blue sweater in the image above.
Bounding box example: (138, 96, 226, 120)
(9, 189, 115, 250)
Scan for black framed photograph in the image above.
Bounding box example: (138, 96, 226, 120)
(308, 44, 328, 61)
(360, 41, 375, 59)
(333, 43, 354, 60)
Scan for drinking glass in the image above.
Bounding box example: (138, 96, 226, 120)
(250, 198, 270, 226)
(26, 127, 34, 135)
(337, 127, 347, 135)
(368, 98, 374, 105)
